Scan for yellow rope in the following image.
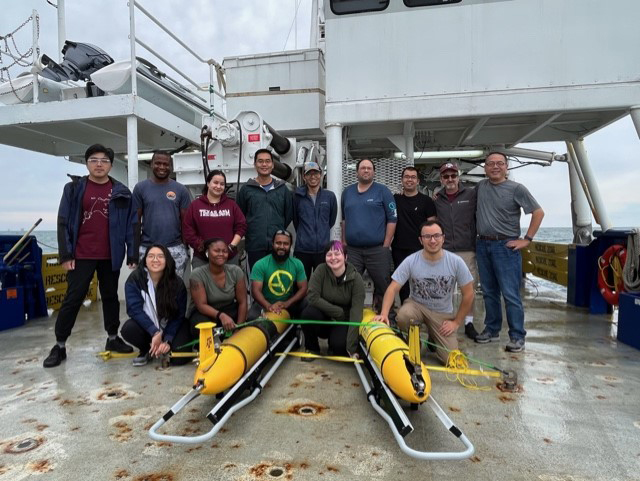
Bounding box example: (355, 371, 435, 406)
(444, 350, 492, 391)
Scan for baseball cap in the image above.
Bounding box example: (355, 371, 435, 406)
(304, 161, 322, 174)
(439, 162, 459, 174)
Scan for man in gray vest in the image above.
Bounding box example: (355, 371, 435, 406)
(434, 161, 479, 340)
(474, 152, 544, 352)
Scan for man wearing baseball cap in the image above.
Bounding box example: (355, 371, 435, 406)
(293, 162, 338, 279)
(434, 161, 480, 340)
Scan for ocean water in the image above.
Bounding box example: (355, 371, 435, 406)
(2, 228, 573, 294)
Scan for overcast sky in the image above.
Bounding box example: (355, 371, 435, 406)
(1, 0, 639, 231)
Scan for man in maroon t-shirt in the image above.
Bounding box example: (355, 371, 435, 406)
(44, 144, 136, 368)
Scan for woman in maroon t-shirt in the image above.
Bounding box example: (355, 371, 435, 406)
(182, 170, 247, 268)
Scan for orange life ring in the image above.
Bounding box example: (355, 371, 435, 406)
(598, 244, 627, 305)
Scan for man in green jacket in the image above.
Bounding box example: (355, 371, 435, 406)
(237, 149, 294, 269)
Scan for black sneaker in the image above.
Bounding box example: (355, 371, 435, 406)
(43, 345, 66, 368)
(464, 323, 479, 340)
(105, 336, 134, 353)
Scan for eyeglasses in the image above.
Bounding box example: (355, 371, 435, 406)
(87, 157, 110, 164)
(441, 173, 458, 180)
(146, 254, 165, 260)
(485, 161, 506, 167)
(420, 233, 444, 240)
(402, 175, 418, 180)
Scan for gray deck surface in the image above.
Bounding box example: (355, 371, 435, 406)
(1, 288, 639, 481)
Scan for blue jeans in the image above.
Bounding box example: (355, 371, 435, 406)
(476, 239, 526, 340)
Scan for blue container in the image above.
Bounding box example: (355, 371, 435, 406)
(0, 286, 25, 330)
(618, 292, 640, 351)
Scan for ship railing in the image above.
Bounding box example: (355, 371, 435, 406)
(129, 0, 225, 119)
(522, 241, 569, 287)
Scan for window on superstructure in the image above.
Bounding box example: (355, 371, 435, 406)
(404, 0, 462, 7)
(330, 0, 389, 15)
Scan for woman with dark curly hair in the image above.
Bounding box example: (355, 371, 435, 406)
(121, 244, 191, 366)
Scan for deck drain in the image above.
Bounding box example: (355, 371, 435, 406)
(269, 467, 285, 478)
(298, 406, 316, 416)
(98, 388, 126, 400)
(5, 437, 42, 453)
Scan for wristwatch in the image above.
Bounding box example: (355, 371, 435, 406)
(524, 235, 534, 242)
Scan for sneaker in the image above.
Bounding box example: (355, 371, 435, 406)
(475, 330, 499, 344)
(43, 345, 66, 368)
(464, 323, 479, 340)
(132, 352, 150, 367)
(105, 336, 134, 353)
(505, 338, 525, 353)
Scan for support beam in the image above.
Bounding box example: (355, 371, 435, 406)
(458, 116, 489, 146)
(631, 106, 640, 139)
(569, 139, 612, 231)
(326, 123, 343, 240)
(509, 113, 561, 146)
(127, 116, 139, 188)
(565, 142, 592, 245)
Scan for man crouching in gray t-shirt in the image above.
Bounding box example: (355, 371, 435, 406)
(374, 220, 474, 364)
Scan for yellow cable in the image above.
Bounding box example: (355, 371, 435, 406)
(443, 350, 492, 391)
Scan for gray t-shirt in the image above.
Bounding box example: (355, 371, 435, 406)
(132, 179, 192, 246)
(476, 179, 540, 237)
(187, 264, 244, 316)
(392, 250, 473, 314)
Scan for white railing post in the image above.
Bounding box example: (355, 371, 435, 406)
(129, 0, 137, 96)
(32, 10, 39, 104)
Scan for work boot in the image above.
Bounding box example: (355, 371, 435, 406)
(43, 345, 67, 368)
(505, 338, 525, 353)
(105, 336, 134, 353)
(464, 323, 479, 340)
(475, 330, 499, 344)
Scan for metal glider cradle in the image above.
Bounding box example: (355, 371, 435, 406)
(148, 308, 474, 461)
(148, 310, 298, 444)
(354, 309, 475, 460)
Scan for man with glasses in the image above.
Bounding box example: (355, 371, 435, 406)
(434, 161, 479, 340)
(293, 161, 337, 279)
(341, 158, 397, 312)
(474, 152, 544, 352)
(132, 150, 191, 277)
(247, 230, 307, 321)
(391, 166, 436, 303)
(374, 220, 474, 364)
(44, 144, 136, 368)
(237, 148, 294, 270)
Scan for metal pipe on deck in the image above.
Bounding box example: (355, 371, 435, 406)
(569, 139, 612, 232)
(57, 0, 66, 63)
(565, 142, 592, 244)
(127, 116, 139, 187)
(326, 123, 343, 240)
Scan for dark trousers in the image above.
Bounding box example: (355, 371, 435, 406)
(120, 318, 192, 365)
(246, 298, 307, 322)
(300, 304, 348, 355)
(247, 249, 270, 271)
(294, 251, 326, 281)
(55, 259, 120, 343)
(348, 245, 392, 310)
(392, 247, 417, 303)
(188, 302, 239, 338)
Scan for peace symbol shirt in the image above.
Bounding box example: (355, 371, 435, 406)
(250, 255, 306, 304)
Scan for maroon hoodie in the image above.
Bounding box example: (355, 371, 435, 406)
(182, 194, 247, 260)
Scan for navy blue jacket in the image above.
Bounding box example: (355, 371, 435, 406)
(124, 267, 187, 344)
(57, 175, 136, 270)
(293, 186, 337, 253)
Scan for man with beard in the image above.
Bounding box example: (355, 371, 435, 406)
(341, 159, 397, 311)
(374, 220, 474, 364)
(132, 151, 192, 276)
(247, 230, 308, 321)
(434, 161, 479, 340)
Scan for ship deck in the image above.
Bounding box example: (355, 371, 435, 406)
(0, 288, 638, 481)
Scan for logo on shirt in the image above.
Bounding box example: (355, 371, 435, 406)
(268, 270, 294, 297)
(82, 193, 111, 224)
(166, 191, 177, 201)
(199, 209, 231, 217)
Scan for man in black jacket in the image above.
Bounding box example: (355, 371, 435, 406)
(434, 161, 479, 340)
(43, 144, 136, 368)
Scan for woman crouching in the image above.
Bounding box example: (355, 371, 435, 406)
(301, 241, 365, 358)
(121, 244, 191, 366)
(188, 238, 248, 336)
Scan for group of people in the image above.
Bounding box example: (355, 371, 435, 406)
(43, 143, 543, 369)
